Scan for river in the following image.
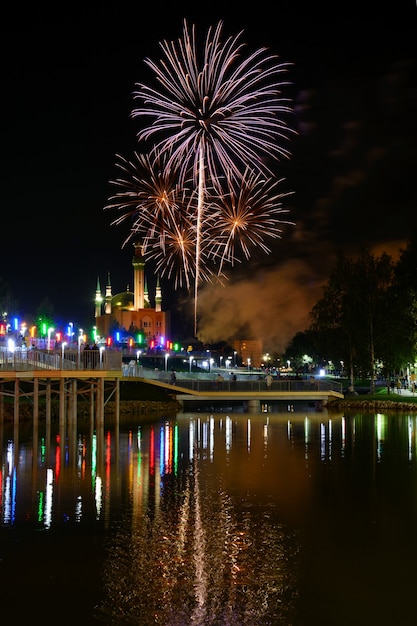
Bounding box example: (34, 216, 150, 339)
(0, 406, 416, 625)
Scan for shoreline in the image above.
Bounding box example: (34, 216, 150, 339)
(3, 397, 417, 423)
(328, 398, 417, 412)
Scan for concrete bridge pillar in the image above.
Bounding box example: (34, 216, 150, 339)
(247, 399, 261, 413)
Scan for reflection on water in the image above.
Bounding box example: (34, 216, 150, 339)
(1, 409, 417, 625)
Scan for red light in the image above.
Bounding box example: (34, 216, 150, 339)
(106, 337, 113, 347)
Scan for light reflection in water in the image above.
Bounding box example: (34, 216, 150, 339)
(2, 411, 417, 624)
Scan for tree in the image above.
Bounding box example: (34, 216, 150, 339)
(310, 249, 396, 391)
(283, 330, 322, 372)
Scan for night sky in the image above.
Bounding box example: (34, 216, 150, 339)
(1, 3, 416, 350)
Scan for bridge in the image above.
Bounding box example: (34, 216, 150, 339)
(131, 370, 344, 412)
(0, 348, 344, 419)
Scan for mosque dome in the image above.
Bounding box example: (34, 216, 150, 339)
(111, 290, 151, 310)
(111, 291, 134, 310)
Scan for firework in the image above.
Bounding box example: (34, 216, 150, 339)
(208, 169, 294, 274)
(108, 19, 294, 337)
(132, 20, 293, 185)
(105, 151, 181, 249)
(105, 152, 222, 289)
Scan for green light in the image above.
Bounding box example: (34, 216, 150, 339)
(38, 491, 44, 522)
(174, 424, 179, 474)
(40, 437, 46, 463)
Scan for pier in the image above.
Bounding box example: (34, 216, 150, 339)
(0, 348, 123, 426)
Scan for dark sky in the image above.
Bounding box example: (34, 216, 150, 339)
(1, 3, 416, 350)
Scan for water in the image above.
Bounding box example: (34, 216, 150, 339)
(1, 408, 417, 625)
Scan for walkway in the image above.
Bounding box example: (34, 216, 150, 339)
(132, 373, 344, 412)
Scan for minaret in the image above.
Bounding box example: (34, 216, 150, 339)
(144, 277, 150, 307)
(95, 277, 103, 318)
(105, 272, 112, 314)
(132, 242, 145, 310)
(155, 275, 162, 312)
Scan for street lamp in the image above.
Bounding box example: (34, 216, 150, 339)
(220, 356, 223, 368)
(61, 341, 67, 368)
(165, 352, 169, 371)
(189, 355, 193, 374)
(100, 346, 105, 369)
(47, 327, 55, 351)
(78, 329, 83, 369)
(234, 351, 237, 367)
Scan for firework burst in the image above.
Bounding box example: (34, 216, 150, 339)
(208, 169, 294, 274)
(133, 19, 293, 186)
(105, 151, 181, 250)
(105, 152, 222, 289)
(107, 19, 294, 337)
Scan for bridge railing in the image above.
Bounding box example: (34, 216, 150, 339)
(0, 348, 122, 372)
(171, 379, 343, 394)
(134, 366, 343, 394)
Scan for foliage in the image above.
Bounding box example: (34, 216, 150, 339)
(282, 330, 322, 371)
(304, 246, 416, 383)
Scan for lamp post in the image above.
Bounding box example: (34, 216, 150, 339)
(61, 341, 67, 368)
(165, 352, 169, 372)
(78, 329, 83, 369)
(189, 355, 192, 374)
(47, 327, 54, 351)
(234, 351, 237, 367)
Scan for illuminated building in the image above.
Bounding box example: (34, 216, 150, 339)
(234, 339, 263, 368)
(94, 241, 171, 344)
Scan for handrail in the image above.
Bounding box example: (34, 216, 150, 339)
(0, 348, 122, 372)
(0, 349, 343, 394)
(126, 364, 344, 395)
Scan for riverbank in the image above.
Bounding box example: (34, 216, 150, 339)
(328, 390, 417, 412)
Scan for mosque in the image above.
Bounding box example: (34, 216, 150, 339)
(94, 241, 171, 345)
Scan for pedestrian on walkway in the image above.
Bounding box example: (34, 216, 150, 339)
(216, 373, 224, 390)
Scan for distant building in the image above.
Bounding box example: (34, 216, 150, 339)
(234, 339, 263, 369)
(94, 241, 171, 344)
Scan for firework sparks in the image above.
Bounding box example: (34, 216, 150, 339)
(105, 152, 221, 289)
(133, 20, 293, 185)
(108, 19, 294, 337)
(208, 169, 294, 274)
(105, 152, 181, 249)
